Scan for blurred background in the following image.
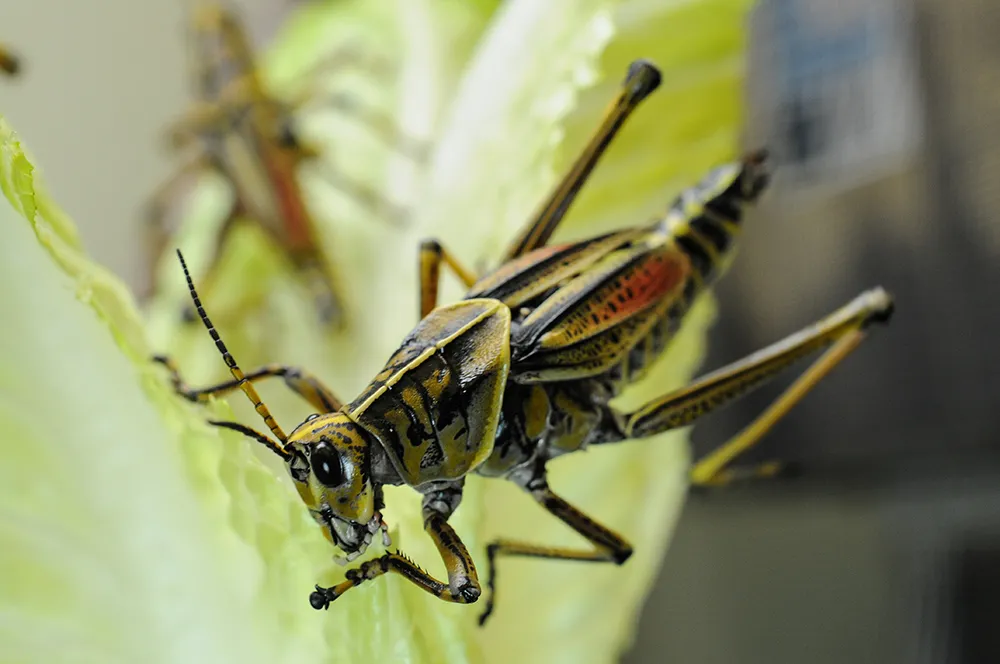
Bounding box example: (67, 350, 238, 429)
(2, 0, 999, 662)
(633, 0, 1000, 662)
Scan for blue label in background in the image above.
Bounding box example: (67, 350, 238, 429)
(750, 0, 922, 192)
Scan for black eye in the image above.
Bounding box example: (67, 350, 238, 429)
(311, 444, 346, 488)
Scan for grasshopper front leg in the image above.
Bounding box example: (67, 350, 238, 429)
(310, 482, 481, 608)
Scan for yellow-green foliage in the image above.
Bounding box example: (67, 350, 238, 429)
(0, 0, 752, 662)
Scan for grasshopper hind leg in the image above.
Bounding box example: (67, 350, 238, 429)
(591, 288, 894, 489)
(478, 291, 893, 621)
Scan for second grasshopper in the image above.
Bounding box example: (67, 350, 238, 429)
(145, 2, 419, 328)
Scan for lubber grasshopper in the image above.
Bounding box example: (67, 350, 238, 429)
(145, 1, 419, 327)
(155, 59, 894, 624)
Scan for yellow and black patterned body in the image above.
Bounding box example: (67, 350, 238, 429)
(470, 152, 769, 478)
(278, 299, 511, 569)
(344, 298, 511, 486)
(258, 298, 511, 556)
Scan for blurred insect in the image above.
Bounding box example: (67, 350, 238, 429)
(144, 1, 420, 328)
(0, 45, 21, 76)
(155, 59, 894, 625)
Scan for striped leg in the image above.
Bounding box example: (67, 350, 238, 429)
(500, 60, 661, 262)
(479, 472, 633, 626)
(152, 356, 343, 414)
(600, 288, 894, 487)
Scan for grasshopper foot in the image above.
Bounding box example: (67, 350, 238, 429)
(309, 585, 335, 610)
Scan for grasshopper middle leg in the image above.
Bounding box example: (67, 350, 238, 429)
(418, 239, 479, 318)
(478, 461, 633, 625)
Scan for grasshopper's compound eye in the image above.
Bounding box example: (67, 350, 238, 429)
(311, 443, 347, 488)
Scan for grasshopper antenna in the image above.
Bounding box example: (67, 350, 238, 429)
(209, 420, 292, 460)
(175, 249, 291, 454)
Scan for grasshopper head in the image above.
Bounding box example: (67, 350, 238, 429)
(286, 412, 386, 560)
(169, 249, 389, 562)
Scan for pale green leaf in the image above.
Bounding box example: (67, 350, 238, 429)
(0, 112, 475, 663)
(0, 119, 304, 664)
